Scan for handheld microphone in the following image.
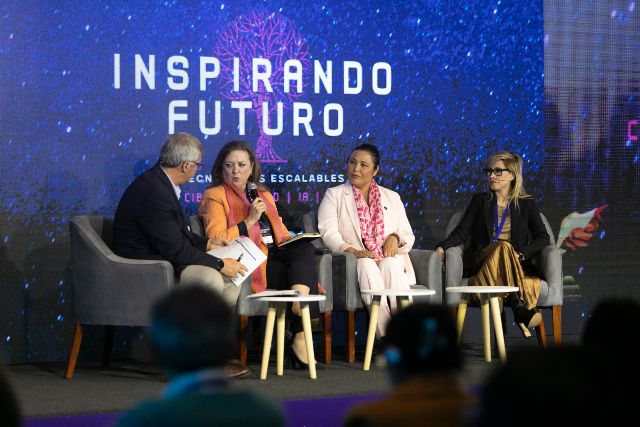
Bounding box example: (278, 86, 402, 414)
(247, 182, 267, 223)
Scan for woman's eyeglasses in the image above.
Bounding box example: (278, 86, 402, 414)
(483, 168, 510, 177)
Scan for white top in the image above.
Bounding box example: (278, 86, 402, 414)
(446, 286, 518, 294)
(253, 295, 327, 303)
(360, 288, 436, 297)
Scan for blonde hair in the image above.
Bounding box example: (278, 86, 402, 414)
(486, 151, 531, 208)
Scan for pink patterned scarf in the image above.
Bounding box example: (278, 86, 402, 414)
(352, 179, 385, 262)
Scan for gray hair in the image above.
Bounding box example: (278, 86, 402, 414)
(159, 133, 202, 167)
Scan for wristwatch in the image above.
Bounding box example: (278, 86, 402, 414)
(212, 257, 225, 271)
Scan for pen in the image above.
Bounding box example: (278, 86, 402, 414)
(237, 253, 244, 262)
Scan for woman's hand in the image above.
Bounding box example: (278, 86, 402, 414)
(436, 246, 445, 270)
(220, 258, 248, 278)
(382, 234, 399, 258)
(207, 237, 230, 251)
(344, 247, 375, 259)
(245, 197, 267, 227)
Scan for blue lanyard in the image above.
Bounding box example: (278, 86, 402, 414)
(492, 200, 510, 243)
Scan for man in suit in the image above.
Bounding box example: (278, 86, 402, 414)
(113, 132, 249, 378)
(114, 285, 284, 427)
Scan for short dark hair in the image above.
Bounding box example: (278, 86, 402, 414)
(351, 143, 380, 167)
(210, 141, 262, 188)
(150, 286, 234, 373)
(383, 304, 460, 380)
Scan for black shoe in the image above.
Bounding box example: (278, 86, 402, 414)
(504, 293, 520, 308)
(285, 334, 310, 370)
(225, 362, 251, 379)
(512, 305, 541, 338)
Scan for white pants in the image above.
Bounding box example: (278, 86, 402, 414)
(179, 265, 240, 307)
(357, 257, 411, 336)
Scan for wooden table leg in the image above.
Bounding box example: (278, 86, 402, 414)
(480, 294, 491, 363)
(456, 298, 468, 345)
(398, 296, 411, 309)
(363, 296, 381, 371)
(260, 305, 277, 380)
(300, 303, 317, 379)
(489, 296, 507, 362)
(276, 303, 286, 376)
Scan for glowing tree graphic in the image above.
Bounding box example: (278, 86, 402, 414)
(214, 12, 311, 163)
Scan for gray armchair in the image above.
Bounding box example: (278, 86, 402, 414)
(65, 215, 175, 379)
(189, 215, 334, 364)
(443, 211, 563, 345)
(303, 212, 442, 363)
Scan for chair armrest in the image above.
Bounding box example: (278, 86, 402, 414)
(315, 252, 333, 312)
(408, 249, 442, 303)
(444, 245, 464, 305)
(329, 251, 363, 311)
(535, 246, 563, 307)
(73, 256, 175, 326)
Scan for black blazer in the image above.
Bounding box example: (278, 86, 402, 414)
(113, 164, 220, 272)
(437, 192, 549, 277)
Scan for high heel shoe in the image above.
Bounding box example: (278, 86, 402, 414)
(286, 340, 309, 370)
(513, 304, 541, 338)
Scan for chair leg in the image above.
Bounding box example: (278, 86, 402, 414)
(239, 315, 249, 368)
(552, 305, 562, 345)
(102, 325, 114, 369)
(535, 308, 547, 348)
(65, 322, 83, 379)
(323, 311, 332, 364)
(252, 317, 262, 356)
(347, 311, 356, 363)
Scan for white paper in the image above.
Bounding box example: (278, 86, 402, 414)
(246, 289, 301, 299)
(207, 236, 267, 286)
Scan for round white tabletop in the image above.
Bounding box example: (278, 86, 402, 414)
(360, 288, 436, 297)
(254, 295, 326, 303)
(446, 286, 517, 294)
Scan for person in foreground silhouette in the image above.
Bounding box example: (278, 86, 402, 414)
(344, 304, 473, 427)
(114, 285, 284, 427)
(581, 298, 640, 425)
(475, 345, 613, 427)
(0, 365, 21, 427)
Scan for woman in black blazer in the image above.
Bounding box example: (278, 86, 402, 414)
(436, 151, 549, 337)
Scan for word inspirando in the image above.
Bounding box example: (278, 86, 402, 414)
(113, 54, 393, 137)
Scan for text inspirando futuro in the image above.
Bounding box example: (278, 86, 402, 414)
(113, 54, 393, 137)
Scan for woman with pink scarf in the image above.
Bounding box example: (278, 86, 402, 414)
(318, 144, 416, 336)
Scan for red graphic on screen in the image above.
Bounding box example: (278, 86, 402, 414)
(556, 205, 608, 252)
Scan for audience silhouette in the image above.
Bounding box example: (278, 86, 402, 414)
(344, 303, 473, 427)
(114, 285, 284, 427)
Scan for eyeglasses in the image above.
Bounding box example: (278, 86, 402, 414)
(187, 161, 205, 170)
(483, 168, 510, 177)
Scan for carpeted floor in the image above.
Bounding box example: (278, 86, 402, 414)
(6, 335, 571, 419)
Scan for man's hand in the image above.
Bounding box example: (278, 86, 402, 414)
(207, 237, 230, 251)
(382, 234, 399, 258)
(220, 258, 248, 278)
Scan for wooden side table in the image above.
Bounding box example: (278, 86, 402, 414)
(360, 288, 436, 371)
(254, 295, 326, 380)
(446, 286, 518, 363)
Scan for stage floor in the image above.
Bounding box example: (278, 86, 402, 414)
(7, 335, 579, 421)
